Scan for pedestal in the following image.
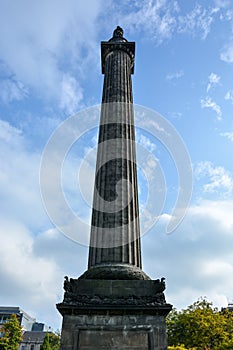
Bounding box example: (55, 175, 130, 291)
(57, 279, 172, 350)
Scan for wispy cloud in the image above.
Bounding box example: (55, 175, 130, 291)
(137, 133, 157, 152)
(206, 72, 221, 92)
(195, 161, 233, 195)
(168, 111, 182, 119)
(225, 90, 233, 103)
(59, 74, 83, 116)
(177, 4, 216, 40)
(0, 78, 28, 103)
(120, 0, 178, 44)
(220, 40, 233, 63)
(166, 70, 184, 81)
(220, 131, 233, 142)
(214, 0, 231, 9)
(118, 1, 219, 44)
(200, 97, 222, 120)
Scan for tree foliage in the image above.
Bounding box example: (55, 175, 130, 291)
(0, 314, 22, 350)
(41, 332, 60, 350)
(168, 346, 190, 350)
(41, 333, 51, 350)
(47, 331, 60, 350)
(167, 297, 233, 350)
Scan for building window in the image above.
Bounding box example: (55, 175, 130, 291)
(21, 346, 25, 350)
(0, 315, 9, 323)
(30, 345, 34, 350)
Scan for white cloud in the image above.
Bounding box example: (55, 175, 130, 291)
(115, 1, 220, 44)
(214, 0, 231, 8)
(0, 119, 47, 227)
(177, 4, 216, 40)
(220, 41, 233, 63)
(0, 217, 88, 329)
(0, 0, 102, 110)
(114, 0, 178, 43)
(0, 79, 28, 103)
(143, 154, 158, 181)
(0, 219, 62, 328)
(166, 70, 184, 81)
(206, 72, 221, 92)
(0, 118, 90, 329)
(137, 133, 157, 152)
(168, 111, 182, 119)
(142, 199, 233, 310)
(225, 90, 233, 103)
(195, 161, 233, 195)
(200, 97, 222, 120)
(220, 131, 233, 142)
(225, 9, 233, 21)
(0, 119, 22, 144)
(59, 74, 83, 116)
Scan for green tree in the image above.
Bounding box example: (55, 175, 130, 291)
(0, 314, 22, 350)
(41, 332, 60, 350)
(168, 346, 192, 350)
(47, 331, 60, 350)
(167, 297, 233, 350)
(41, 333, 51, 350)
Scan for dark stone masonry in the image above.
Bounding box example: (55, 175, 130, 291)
(57, 26, 172, 350)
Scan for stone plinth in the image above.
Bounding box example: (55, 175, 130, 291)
(57, 279, 172, 350)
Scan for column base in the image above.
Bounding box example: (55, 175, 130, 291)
(57, 279, 172, 350)
(78, 263, 150, 280)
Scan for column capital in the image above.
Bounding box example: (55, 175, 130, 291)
(101, 41, 135, 74)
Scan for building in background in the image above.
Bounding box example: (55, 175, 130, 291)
(0, 306, 36, 332)
(0, 306, 52, 350)
(31, 322, 50, 332)
(20, 331, 47, 350)
(0, 306, 50, 332)
(221, 302, 233, 312)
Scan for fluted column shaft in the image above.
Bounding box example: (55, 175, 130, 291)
(88, 35, 141, 269)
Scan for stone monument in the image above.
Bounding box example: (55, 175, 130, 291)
(57, 26, 172, 350)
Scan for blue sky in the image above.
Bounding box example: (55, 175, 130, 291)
(1, 0, 233, 331)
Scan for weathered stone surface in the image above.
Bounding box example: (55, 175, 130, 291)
(88, 26, 141, 270)
(58, 278, 170, 312)
(78, 264, 150, 280)
(58, 278, 172, 349)
(60, 313, 169, 350)
(78, 329, 148, 349)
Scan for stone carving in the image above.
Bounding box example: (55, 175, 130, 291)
(63, 276, 76, 292)
(62, 293, 166, 306)
(108, 26, 128, 45)
(62, 276, 167, 307)
(113, 26, 123, 38)
(63, 276, 71, 292)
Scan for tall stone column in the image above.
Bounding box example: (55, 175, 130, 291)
(57, 27, 172, 350)
(87, 26, 143, 277)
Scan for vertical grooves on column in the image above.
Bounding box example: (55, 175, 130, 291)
(123, 51, 128, 263)
(88, 41, 142, 270)
(123, 52, 128, 264)
(103, 54, 112, 262)
(114, 51, 120, 261)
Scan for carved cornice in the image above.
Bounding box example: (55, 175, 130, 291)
(101, 41, 135, 74)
